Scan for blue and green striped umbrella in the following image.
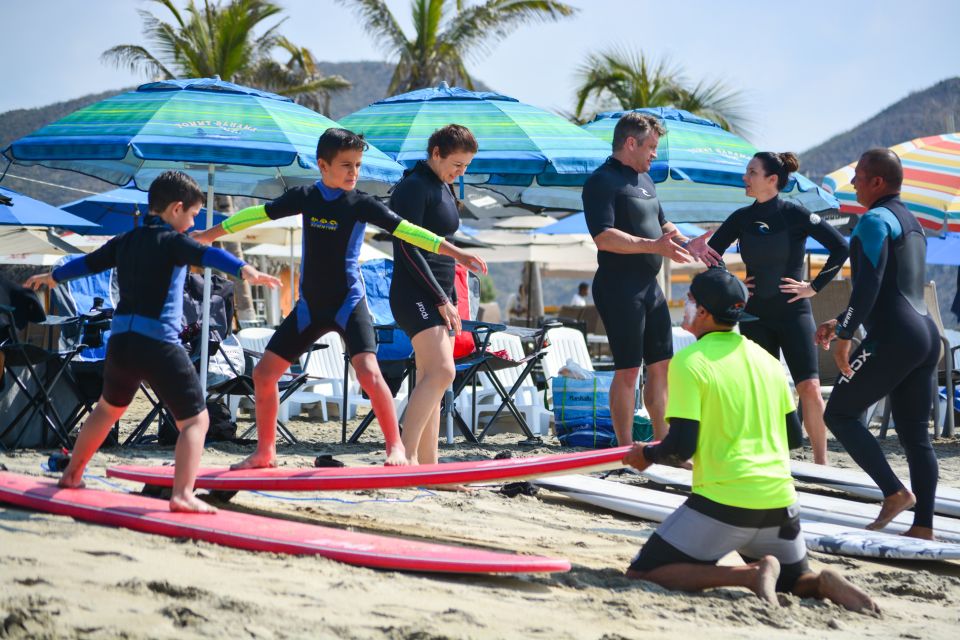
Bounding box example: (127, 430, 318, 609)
(338, 82, 610, 184)
(4, 77, 404, 199)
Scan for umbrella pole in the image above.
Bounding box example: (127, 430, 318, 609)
(199, 164, 215, 390)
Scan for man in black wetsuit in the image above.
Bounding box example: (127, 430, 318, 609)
(582, 112, 705, 443)
(816, 148, 941, 539)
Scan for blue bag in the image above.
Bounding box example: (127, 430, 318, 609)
(552, 372, 618, 448)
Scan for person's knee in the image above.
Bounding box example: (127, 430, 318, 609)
(177, 409, 209, 433)
(352, 355, 385, 389)
(252, 360, 282, 387)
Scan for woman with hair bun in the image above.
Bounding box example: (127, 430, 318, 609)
(691, 151, 849, 465)
(389, 124, 486, 464)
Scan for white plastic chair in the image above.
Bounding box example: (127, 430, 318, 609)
(235, 327, 302, 422)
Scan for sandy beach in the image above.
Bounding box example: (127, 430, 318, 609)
(2, 398, 959, 640)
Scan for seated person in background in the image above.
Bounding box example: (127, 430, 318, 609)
(570, 281, 590, 307)
(623, 268, 878, 613)
(25, 170, 280, 513)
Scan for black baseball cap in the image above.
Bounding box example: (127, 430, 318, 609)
(689, 268, 757, 325)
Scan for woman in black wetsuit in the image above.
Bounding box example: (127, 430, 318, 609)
(694, 152, 848, 465)
(389, 125, 484, 464)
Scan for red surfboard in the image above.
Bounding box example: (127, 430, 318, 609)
(107, 446, 631, 492)
(0, 472, 569, 574)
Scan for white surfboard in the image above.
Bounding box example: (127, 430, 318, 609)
(639, 465, 960, 543)
(535, 474, 960, 561)
(790, 460, 960, 518)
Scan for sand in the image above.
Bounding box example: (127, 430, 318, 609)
(2, 397, 959, 639)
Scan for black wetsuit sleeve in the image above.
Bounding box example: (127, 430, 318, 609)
(81, 235, 122, 275)
(807, 218, 849, 292)
(707, 212, 740, 255)
(168, 233, 212, 267)
(835, 215, 889, 340)
(642, 417, 698, 466)
(785, 410, 802, 450)
(657, 202, 667, 227)
(582, 175, 617, 238)
(389, 183, 450, 305)
(264, 187, 309, 220)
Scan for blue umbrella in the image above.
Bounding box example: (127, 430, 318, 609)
(1, 186, 100, 231)
(5, 77, 405, 387)
(927, 232, 960, 265)
(60, 186, 226, 235)
(537, 212, 706, 238)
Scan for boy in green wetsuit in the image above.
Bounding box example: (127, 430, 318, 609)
(194, 129, 486, 468)
(623, 268, 878, 613)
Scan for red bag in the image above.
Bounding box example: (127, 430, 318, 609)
(452, 264, 475, 358)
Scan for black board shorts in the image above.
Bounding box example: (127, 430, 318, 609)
(267, 299, 376, 364)
(102, 332, 206, 421)
(593, 272, 673, 370)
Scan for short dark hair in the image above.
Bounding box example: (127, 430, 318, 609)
(858, 148, 903, 190)
(612, 112, 666, 151)
(316, 128, 368, 164)
(428, 124, 479, 158)
(148, 170, 204, 213)
(753, 151, 800, 190)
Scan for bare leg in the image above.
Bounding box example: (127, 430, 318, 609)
(866, 488, 916, 531)
(792, 570, 880, 614)
(644, 360, 670, 441)
(231, 351, 288, 470)
(169, 410, 216, 514)
(627, 556, 780, 605)
(796, 378, 828, 465)
(610, 367, 641, 446)
(59, 397, 126, 489)
(400, 328, 455, 465)
(351, 352, 407, 466)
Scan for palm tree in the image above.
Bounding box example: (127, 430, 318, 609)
(573, 47, 751, 137)
(337, 0, 577, 95)
(102, 0, 349, 320)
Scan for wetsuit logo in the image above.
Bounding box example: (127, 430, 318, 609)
(756, 222, 771, 234)
(416, 301, 429, 320)
(310, 216, 338, 231)
(837, 348, 872, 384)
(639, 188, 652, 198)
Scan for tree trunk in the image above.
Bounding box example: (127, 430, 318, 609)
(214, 194, 257, 323)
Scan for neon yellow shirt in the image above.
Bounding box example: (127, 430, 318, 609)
(666, 331, 797, 509)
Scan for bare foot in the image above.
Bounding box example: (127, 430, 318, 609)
(169, 493, 217, 514)
(866, 489, 916, 531)
(384, 445, 410, 466)
(230, 452, 277, 470)
(901, 525, 934, 540)
(57, 473, 86, 489)
(817, 569, 880, 614)
(752, 556, 781, 606)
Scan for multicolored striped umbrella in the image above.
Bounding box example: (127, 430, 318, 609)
(338, 82, 610, 183)
(572, 107, 838, 213)
(4, 77, 404, 199)
(823, 133, 960, 233)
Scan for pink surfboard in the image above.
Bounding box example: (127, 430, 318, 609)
(0, 472, 569, 574)
(107, 446, 631, 492)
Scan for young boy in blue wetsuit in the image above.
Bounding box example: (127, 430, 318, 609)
(193, 128, 486, 469)
(25, 171, 280, 513)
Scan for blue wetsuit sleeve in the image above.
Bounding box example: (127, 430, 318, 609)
(201, 248, 245, 276)
(389, 180, 449, 305)
(642, 417, 698, 465)
(52, 235, 121, 282)
(582, 175, 616, 238)
(807, 216, 849, 292)
(835, 213, 891, 339)
(169, 234, 244, 276)
(263, 187, 309, 220)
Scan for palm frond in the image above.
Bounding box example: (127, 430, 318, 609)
(100, 45, 175, 80)
(334, 0, 409, 59)
(443, 0, 576, 60)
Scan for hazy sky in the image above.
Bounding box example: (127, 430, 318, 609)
(4, 0, 958, 152)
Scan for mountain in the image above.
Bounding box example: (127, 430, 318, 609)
(800, 77, 960, 185)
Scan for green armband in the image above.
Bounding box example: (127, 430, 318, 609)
(394, 219, 443, 254)
(222, 204, 269, 234)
